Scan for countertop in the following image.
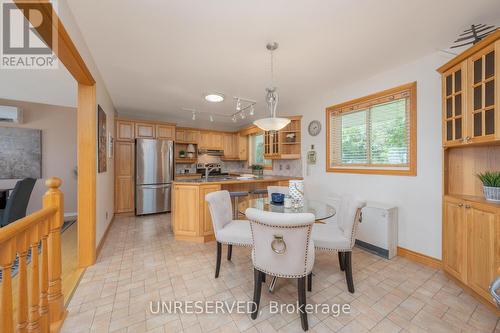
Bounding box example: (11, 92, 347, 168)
(173, 175, 301, 185)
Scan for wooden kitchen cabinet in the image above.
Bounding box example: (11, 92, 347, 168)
(439, 34, 499, 147)
(466, 201, 499, 300)
(115, 141, 135, 213)
(199, 131, 223, 150)
(442, 196, 500, 307)
(176, 128, 199, 143)
(156, 124, 175, 140)
(442, 62, 467, 146)
(442, 196, 467, 282)
(264, 116, 302, 159)
(116, 120, 135, 141)
(237, 134, 248, 160)
(135, 122, 155, 138)
(222, 133, 236, 159)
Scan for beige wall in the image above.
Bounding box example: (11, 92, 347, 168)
(0, 98, 77, 214)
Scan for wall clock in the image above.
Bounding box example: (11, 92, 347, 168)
(308, 120, 322, 136)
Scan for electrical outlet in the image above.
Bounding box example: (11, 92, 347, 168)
(279, 164, 283, 171)
(286, 164, 290, 170)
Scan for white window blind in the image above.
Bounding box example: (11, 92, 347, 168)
(327, 83, 416, 174)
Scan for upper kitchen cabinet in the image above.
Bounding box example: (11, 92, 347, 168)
(442, 62, 466, 146)
(264, 116, 302, 159)
(156, 124, 176, 140)
(438, 32, 500, 147)
(116, 119, 135, 141)
(199, 131, 223, 150)
(222, 133, 248, 160)
(135, 122, 156, 138)
(468, 44, 497, 143)
(176, 128, 200, 143)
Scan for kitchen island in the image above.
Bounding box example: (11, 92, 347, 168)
(172, 175, 300, 242)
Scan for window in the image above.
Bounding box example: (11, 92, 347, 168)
(326, 82, 416, 175)
(249, 132, 272, 169)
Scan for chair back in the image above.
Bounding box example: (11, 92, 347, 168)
(337, 195, 366, 246)
(205, 190, 233, 239)
(1, 178, 36, 227)
(267, 186, 289, 197)
(246, 208, 315, 278)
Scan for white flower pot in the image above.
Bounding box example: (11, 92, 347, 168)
(483, 186, 500, 202)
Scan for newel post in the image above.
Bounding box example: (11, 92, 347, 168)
(43, 177, 65, 327)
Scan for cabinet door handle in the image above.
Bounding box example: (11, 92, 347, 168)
(465, 204, 471, 209)
(458, 203, 463, 207)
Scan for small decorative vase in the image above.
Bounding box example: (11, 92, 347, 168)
(483, 186, 500, 202)
(289, 180, 304, 207)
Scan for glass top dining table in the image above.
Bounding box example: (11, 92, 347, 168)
(238, 197, 336, 221)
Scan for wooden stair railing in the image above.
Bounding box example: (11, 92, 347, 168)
(0, 177, 66, 333)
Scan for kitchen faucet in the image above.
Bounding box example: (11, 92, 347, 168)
(205, 165, 218, 181)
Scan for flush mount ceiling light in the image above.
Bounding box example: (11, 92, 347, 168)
(204, 93, 224, 103)
(253, 42, 290, 131)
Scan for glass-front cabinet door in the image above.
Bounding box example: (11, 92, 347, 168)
(264, 131, 280, 158)
(443, 62, 466, 146)
(468, 44, 497, 143)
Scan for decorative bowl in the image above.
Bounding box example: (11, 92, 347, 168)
(271, 193, 285, 204)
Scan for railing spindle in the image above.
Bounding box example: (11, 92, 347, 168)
(39, 222, 49, 333)
(43, 178, 64, 328)
(16, 232, 29, 333)
(28, 225, 40, 333)
(0, 239, 16, 333)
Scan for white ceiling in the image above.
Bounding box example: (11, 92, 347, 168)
(66, 0, 500, 130)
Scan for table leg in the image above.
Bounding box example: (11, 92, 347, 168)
(269, 276, 278, 293)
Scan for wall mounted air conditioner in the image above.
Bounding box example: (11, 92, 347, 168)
(356, 202, 398, 259)
(0, 106, 23, 123)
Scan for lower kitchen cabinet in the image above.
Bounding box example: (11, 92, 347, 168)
(443, 196, 500, 305)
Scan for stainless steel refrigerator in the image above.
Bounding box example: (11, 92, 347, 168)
(135, 139, 174, 215)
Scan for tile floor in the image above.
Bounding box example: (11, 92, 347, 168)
(61, 214, 499, 333)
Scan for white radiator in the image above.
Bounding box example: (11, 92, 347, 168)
(356, 202, 398, 259)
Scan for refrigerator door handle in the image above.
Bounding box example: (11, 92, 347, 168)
(140, 184, 171, 190)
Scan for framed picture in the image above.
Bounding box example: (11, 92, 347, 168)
(98, 105, 107, 173)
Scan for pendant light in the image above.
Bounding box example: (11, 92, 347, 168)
(253, 42, 290, 131)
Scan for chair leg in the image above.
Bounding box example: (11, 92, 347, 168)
(227, 244, 232, 261)
(215, 242, 222, 278)
(297, 277, 309, 331)
(251, 269, 263, 320)
(344, 251, 354, 293)
(338, 252, 345, 271)
(307, 272, 312, 292)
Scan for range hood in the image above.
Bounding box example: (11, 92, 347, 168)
(198, 149, 224, 156)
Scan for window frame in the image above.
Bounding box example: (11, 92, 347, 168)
(248, 131, 273, 170)
(326, 82, 417, 176)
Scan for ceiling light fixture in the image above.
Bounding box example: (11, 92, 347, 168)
(209, 115, 214, 122)
(236, 98, 242, 111)
(249, 105, 255, 116)
(232, 115, 237, 122)
(192, 111, 196, 120)
(253, 42, 290, 131)
(204, 93, 224, 103)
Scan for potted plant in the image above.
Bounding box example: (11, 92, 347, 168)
(251, 164, 264, 176)
(179, 150, 186, 158)
(477, 171, 500, 202)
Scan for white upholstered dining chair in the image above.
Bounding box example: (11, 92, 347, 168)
(205, 190, 253, 278)
(312, 195, 366, 293)
(246, 208, 315, 331)
(267, 185, 289, 197)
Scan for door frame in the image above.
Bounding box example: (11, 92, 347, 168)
(14, 1, 98, 267)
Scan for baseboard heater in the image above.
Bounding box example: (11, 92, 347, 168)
(356, 202, 398, 259)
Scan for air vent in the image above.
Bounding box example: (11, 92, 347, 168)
(0, 106, 23, 123)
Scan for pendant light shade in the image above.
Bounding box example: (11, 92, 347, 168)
(253, 117, 290, 131)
